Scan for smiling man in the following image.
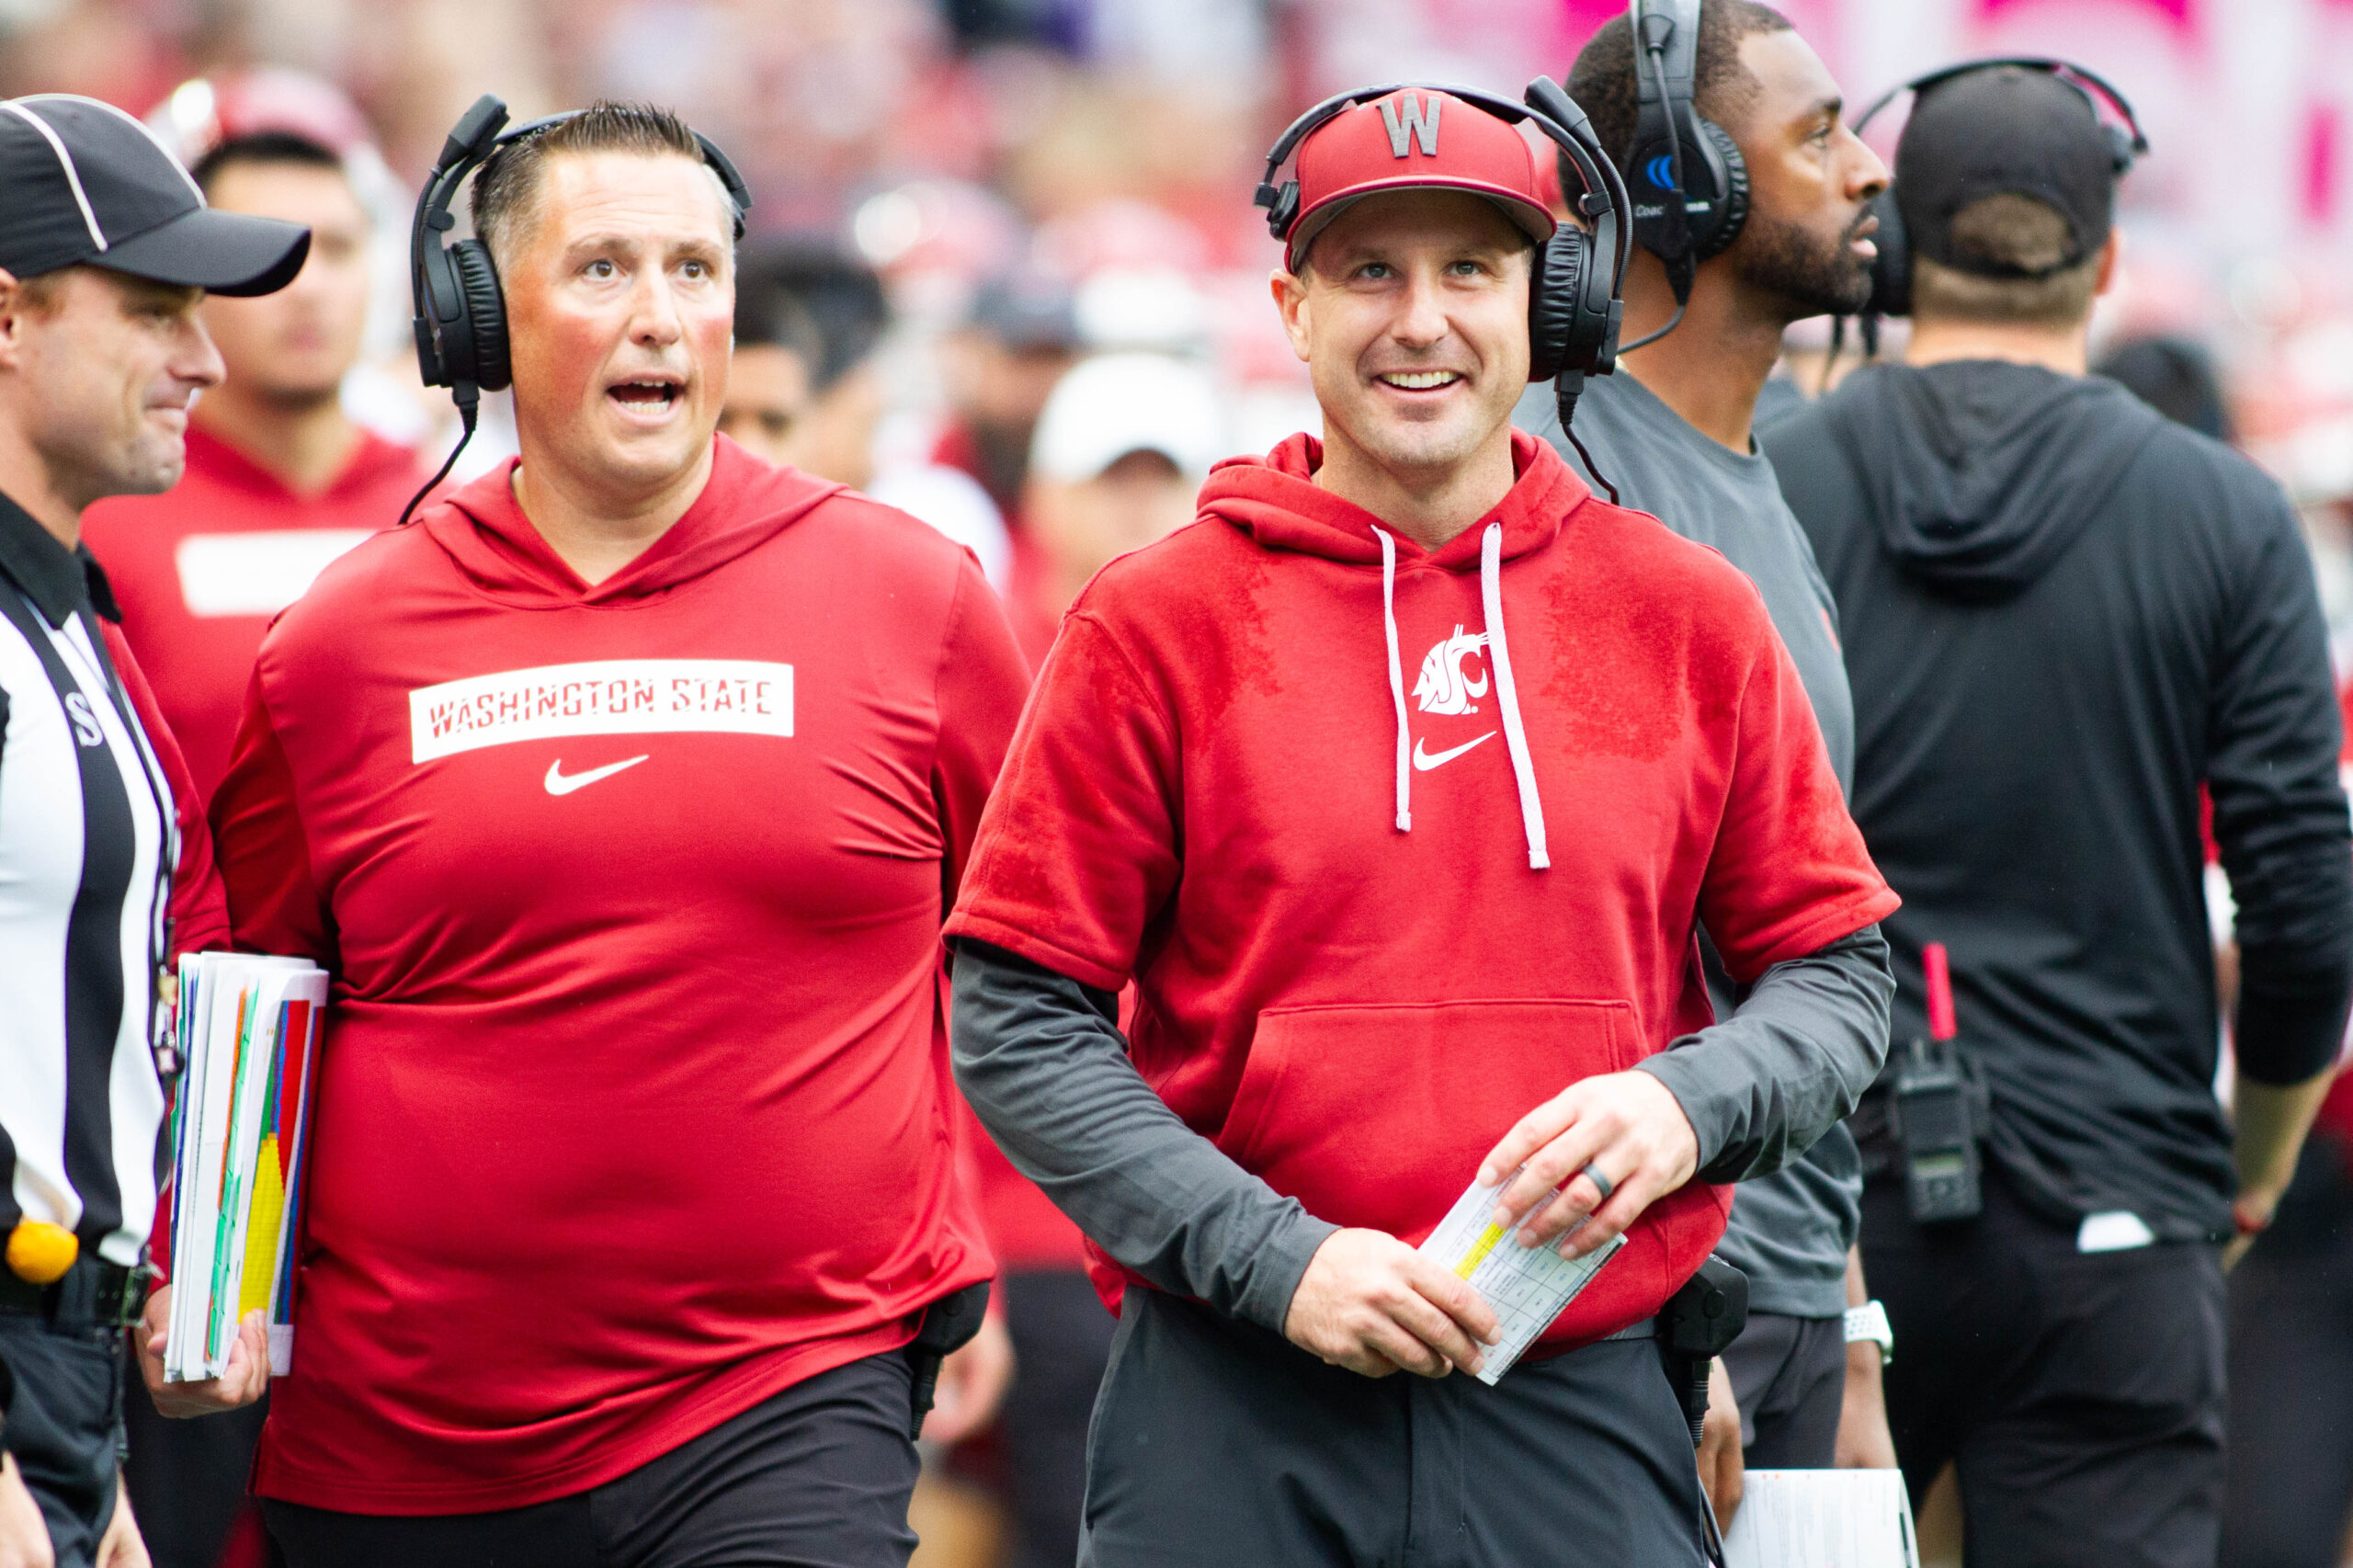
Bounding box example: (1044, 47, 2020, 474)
(946, 85, 1898, 1565)
(198, 101, 1029, 1568)
(1513, 0, 1899, 1506)
(0, 93, 304, 1568)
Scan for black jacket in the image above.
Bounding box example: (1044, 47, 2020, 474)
(1764, 360, 2353, 1239)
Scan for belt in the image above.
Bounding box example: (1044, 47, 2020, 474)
(1601, 1315, 1657, 1343)
(0, 1256, 149, 1328)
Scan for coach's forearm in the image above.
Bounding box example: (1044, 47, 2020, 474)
(2232, 1065, 2337, 1222)
(949, 939, 1336, 1332)
(1636, 925, 1893, 1184)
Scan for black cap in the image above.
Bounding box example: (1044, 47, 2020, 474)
(0, 94, 310, 296)
(1893, 65, 2123, 278)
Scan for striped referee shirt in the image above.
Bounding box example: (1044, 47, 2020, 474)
(0, 489, 193, 1268)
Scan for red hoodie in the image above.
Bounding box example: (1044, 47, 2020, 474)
(209, 437, 1029, 1512)
(948, 430, 1897, 1346)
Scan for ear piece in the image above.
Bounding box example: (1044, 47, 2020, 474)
(1861, 187, 1910, 319)
(449, 239, 510, 392)
(1691, 119, 1750, 260)
(2105, 123, 2137, 175)
(1266, 182, 1300, 244)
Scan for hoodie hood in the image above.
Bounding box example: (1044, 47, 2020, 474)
(417, 435, 845, 608)
(1196, 428, 1591, 870)
(1822, 360, 2165, 602)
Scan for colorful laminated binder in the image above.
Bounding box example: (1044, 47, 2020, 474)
(164, 952, 327, 1381)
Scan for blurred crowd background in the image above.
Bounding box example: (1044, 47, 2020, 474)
(12, 0, 2353, 651)
(7, 1, 2353, 1565)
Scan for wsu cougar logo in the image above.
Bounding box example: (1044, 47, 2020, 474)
(1413, 626, 1489, 715)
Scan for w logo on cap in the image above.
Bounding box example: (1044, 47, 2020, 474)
(1379, 94, 1440, 158)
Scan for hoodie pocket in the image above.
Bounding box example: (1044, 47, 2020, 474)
(1215, 999, 1636, 1244)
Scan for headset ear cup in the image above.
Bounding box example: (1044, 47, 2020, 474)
(1864, 188, 1910, 317)
(450, 239, 510, 392)
(1528, 229, 1601, 382)
(1694, 119, 1749, 259)
(2105, 122, 2136, 175)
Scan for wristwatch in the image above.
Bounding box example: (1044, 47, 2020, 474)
(1845, 1300, 1893, 1367)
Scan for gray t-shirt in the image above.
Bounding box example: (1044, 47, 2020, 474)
(1518, 369, 1859, 1319)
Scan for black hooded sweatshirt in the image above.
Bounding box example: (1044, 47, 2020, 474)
(1764, 360, 2353, 1240)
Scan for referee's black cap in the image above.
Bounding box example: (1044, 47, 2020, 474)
(0, 94, 310, 296)
(1894, 65, 2123, 278)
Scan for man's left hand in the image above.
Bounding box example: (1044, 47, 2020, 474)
(1834, 1342, 1898, 1469)
(919, 1311, 1014, 1445)
(1478, 1071, 1700, 1258)
(94, 1476, 146, 1568)
(133, 1289, 269, 1416)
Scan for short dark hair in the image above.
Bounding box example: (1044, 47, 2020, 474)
(1909, 194, 2101, 328)
(1565, 1, 1793, 179)
(190, 131, 344, 199)
(471, 100, 734, 266)
(733, 242, 886, 393)
(2095, 335, 2231, 442)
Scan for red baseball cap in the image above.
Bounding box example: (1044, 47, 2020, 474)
(1283, 88, 1557, 273)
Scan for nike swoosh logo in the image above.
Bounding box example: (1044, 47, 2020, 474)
(1412, 731, 1497, 771)
(544, 756, 650, 796)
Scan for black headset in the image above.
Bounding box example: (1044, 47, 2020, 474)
(398, 94, 753, 523)
(1620, 0, 1749, 348)
(1851, 57, 2145, 323)
(1254, 76, 1631, 406)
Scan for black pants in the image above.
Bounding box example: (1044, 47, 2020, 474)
(2220, 1131, 2353, 1568)
(997, 1270, 1118, 1568)
(1078, 1289, 1706, 1567)
(1721, 1312, 1846, 1467)
(265, 1350, 920, 1568)
(122, 1362, 267, 1568)
(0, 1309, 124, 1568)
(1862, 1168, 2225, 1568)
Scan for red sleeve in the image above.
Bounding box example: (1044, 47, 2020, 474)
(930, 553, 1034, 911)
(207, 674, 338, 969)
(946, 609, 1181, 992)
(104, 622, 228, 960)
(1697, 615, 1900, 984)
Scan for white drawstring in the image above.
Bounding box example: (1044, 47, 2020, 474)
(1374, 525, 1412, 833)
(1481, 522, 1550, 869)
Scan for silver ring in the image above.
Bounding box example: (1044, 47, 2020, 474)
(1579, 1163, 1615, 1203)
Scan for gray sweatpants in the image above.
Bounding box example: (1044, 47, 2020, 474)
(1079, 1290, 1708, 1567)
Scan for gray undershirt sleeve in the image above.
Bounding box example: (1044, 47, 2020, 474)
(949, 940, 1336, 1334)
(1635, 924, 1894, 1185)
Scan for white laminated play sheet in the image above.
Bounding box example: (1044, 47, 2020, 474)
(1721, 1470, 1920, 1568)
(1415, 1172, 1624, 1385)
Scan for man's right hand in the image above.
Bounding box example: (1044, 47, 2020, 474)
(0, 1452, 53, 1568)
(1699, 1356, 1745, 1532)
(1282, 1228, 1500, 1379)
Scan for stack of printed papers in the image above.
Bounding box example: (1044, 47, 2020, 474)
(1416, 1172, 1625, 1385)
(163, 953, 326, 1381)
(1722, 1470, 1920, 1568)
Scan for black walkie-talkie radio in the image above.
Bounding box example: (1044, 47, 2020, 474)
(1890, 942, 1984, 1222)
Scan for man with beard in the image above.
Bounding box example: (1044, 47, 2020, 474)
(1516, 0, 1897, 1510)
